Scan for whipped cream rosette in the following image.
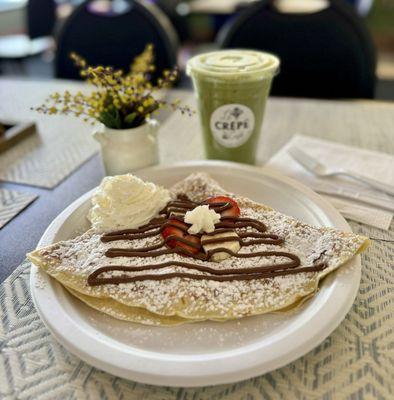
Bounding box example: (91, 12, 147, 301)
(88, 174, 171, 232)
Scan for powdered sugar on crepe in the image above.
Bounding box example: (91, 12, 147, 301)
(31, 173, 368, 321)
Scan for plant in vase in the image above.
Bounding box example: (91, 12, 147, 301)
(33, 45, 193, 175)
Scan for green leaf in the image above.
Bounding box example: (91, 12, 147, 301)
(98, 107, 122, 129)
(124, 112, 137, 125)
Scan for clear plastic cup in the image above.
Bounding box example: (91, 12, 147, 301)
(187, 50, 280, 164)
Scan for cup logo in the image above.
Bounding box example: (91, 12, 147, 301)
(210, 104, 255, 148)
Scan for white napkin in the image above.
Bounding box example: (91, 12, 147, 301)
(266, 135, 394, 230)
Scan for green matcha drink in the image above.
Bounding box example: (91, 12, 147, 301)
(187, 50, 280, 164)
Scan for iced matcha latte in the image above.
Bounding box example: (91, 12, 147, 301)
(187, 50, 280, 164)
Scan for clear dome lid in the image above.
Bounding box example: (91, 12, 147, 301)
(187, 50, 280, 81)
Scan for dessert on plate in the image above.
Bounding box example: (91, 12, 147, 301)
(28, 173, 369, 326)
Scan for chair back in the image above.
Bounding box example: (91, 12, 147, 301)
(218, 0, 376, 98)
(55, 0, 178, 81)
(27, 0, 56, 39)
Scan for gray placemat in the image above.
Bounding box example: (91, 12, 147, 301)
(0, 120, 98, 189)
(0, 189, 37, 229)
(0, 221, 393, 400)
(0, 80, 99, 189)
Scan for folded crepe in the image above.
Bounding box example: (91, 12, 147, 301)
(28, 173, 369, 326)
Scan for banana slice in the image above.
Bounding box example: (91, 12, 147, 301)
(169, 211, 185, 218)
(201, 231, 241, 262)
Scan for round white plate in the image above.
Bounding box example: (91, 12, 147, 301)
(30, 161, 361, 387)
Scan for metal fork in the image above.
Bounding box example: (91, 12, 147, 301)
(288, 146, 394, 197)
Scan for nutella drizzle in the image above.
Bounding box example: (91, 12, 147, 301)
(89, 197, 327, 286)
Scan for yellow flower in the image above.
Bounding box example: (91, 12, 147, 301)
(34, 44, 191, 128)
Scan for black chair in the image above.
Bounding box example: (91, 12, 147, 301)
(27, 0, 56, 39)
(55, 0, 179, 81)
(154, 0, 189, 42)
(218, 0, 376, 99)
(0, 0, 55, 66)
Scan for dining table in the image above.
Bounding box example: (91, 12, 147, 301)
(0, 77, 393, 399)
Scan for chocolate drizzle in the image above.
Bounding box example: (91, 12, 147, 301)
(159, 199, 232, 218)
(87, 263, 324, 286)
(88, 197, 327, 286)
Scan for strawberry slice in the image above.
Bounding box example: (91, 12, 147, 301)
(176, 234, 201, 255)
(205, 196, 240, 218)
(162, 218, 201, 255)
(162, 218, 185, 248)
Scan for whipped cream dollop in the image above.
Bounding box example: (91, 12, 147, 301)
(88, 174, 171, 231)
(184, 205, 221, 234)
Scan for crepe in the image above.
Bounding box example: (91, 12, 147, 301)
(64, 286, 191, 326)
(28, 173, 369, 326)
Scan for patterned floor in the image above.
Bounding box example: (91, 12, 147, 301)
(0, 221, 393, 400)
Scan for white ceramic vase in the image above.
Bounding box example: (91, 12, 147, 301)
(93, 119, 160, 176)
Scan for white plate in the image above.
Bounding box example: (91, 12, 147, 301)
(30, 161, 361, 387)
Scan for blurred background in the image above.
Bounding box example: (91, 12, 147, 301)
(0, 0, 393, 99)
